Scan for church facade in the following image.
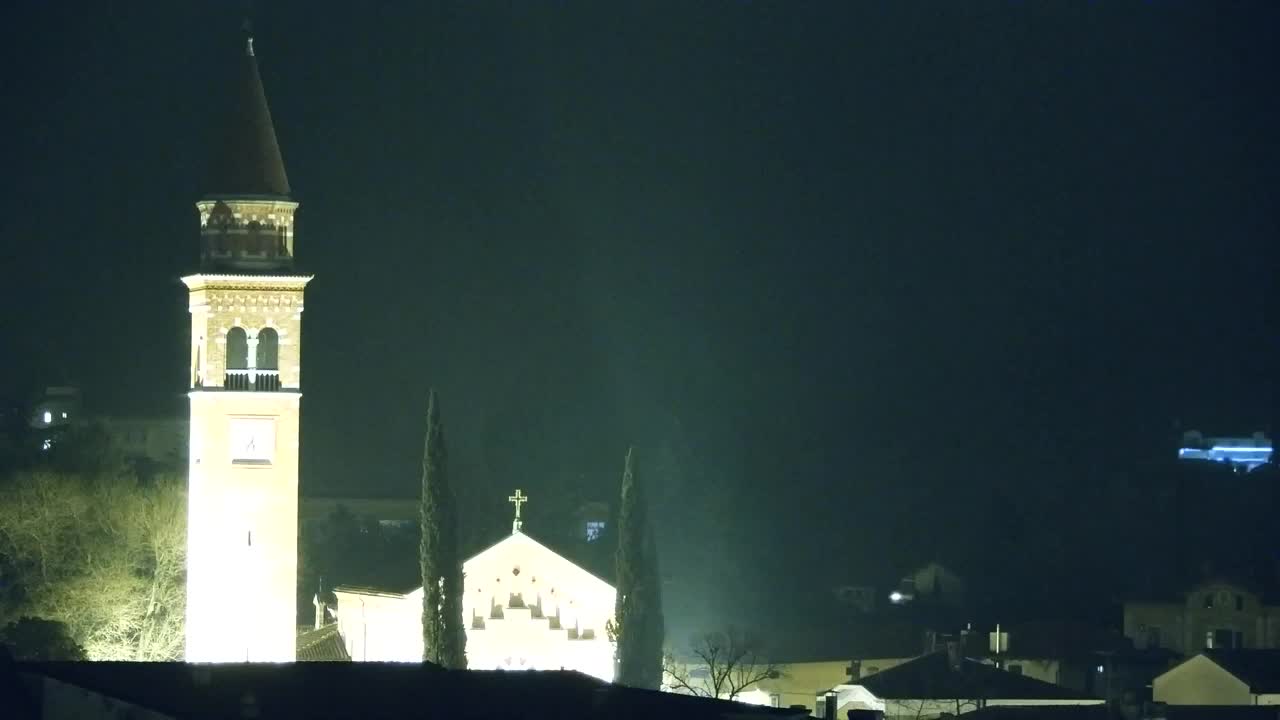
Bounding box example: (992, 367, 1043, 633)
(183, 30, 310, 662)
(335, 526, 617, 681)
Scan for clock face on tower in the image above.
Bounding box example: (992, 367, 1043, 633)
(229, 417, 276, 464)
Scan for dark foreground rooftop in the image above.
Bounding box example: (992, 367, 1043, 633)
(9, 659, 810, 720)
(855, 651, 1099, 701)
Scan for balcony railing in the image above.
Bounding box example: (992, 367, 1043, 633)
(224, 369, 282, 392)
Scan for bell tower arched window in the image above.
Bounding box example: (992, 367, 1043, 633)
(226, 327, 248, 369)
(256, 328, 279, 370)
(225, 327, 249, 390)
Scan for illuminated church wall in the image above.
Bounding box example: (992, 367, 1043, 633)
(335, 531, 616, 680)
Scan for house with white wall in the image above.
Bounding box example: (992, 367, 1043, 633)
(1153, 649, 1280, 706)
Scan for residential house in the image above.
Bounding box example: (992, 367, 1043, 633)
(670, 619, 935, 714)
(972, 619, 1178, 714)
(820, 649, 1103, 720)
(1153, 649, 1280, 706)
(300, 496, 419, 534)
(974, 621, 1131, 690)
(1125, 580, 1280, 653)
(96, 415, 187, 470)
(889, 562, 967, 608)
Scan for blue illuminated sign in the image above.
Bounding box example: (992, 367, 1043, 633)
(1177, 440, 1273, 472)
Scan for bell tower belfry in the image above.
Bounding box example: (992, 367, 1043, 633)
(183, 28, 311, 663)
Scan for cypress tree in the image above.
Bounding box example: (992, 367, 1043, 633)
(439, 453, 467, 668)
(613, 446, 665, 688)
(419, 389, 466, 667)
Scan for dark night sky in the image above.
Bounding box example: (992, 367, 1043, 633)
(2, 2, 1278, 638)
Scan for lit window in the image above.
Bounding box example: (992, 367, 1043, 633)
(42, 410, 52, 424)
(1146, 627, 1162, 649)
(41, 438, 52, 451)
(60, 411, 67, 419)
(1210, 629, 1235, 648)
(585, 521, 606, 542)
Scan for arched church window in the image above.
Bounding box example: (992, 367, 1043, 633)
(256, 327, 279, 370)
(226, 327, 249, 369)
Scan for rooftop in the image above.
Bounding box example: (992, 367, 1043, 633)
(854, 651, 1099, 701)
(296, 624, 350, 662)
(13, 661, 806, 720)
(1202, 649, 1280, 694)
(962, 706, 1109, 720)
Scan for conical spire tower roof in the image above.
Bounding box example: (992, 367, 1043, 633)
(204, 31, 291, 198)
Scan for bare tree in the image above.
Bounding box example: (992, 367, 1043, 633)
(663, 626, 783, 701)
(0, 470, 186, 660)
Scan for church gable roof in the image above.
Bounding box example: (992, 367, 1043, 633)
(465, 531, 614, 591)
(336, 531, 615, 600)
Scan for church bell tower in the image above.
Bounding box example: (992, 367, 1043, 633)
(183, 27, 310, 663)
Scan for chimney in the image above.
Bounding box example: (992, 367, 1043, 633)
(313, 594, 324, 630)
(924, 630, 938, 654)
(945, 640, 963, 672)
(822, 692, 838, 720)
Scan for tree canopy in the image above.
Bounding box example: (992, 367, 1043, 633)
(420, 389, 466, 668)
(0, 467, 186, 660)
(613, 447, 665, 688)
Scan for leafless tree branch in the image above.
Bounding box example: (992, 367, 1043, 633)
(663, 626, 784, 701)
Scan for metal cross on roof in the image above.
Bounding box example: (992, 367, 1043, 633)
(508, 489, 528, 534)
